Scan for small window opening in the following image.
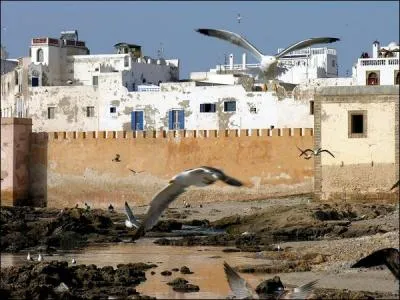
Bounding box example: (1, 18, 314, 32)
(47, 107, 55, 119)
(224, 101, 236, 112)
(351, 114, 364, 134)
(200, 103, 216, 113)
(86, 106, 95, 117)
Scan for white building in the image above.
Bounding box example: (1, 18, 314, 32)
(1, 31, 399, 134)
(27, 81, 314, 132)
(352, 41, 399, 86)
(190, 46, 338, 85)
(1, 30, 180, 118)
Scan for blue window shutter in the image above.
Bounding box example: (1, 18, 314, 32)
(168, 110, 173, 130)
(178, 110, 185, 129)
(131, 111, 136, 130)
(137, 111, 144, 130)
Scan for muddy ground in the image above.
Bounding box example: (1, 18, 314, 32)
(1, 195, 399, 299)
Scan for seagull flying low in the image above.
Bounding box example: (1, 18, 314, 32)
(351, 248, 399, 280)
(131, 166, 243, 240)
(124, 201, 141, 229)
(297, 146, 335, 159)
(195, 28, 340, 80)
(390, 179, 399, 191)
(223, 261, 319, 299)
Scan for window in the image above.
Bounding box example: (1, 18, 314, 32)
(250, 107, 257, 114)
(224, 101, 236, 112)
(331, 60, 335, 67)
(366, 71, 379, 86)
(168, 110, 185, 130)
(348, 110, 367, 138)
(15, 71, 18, 85)
(131, 111, 144, 130)
(47, 107, 55, 119)
(200, 103, 216, 113)
(37, 48, 44, 62)
(132, 83, 136, 91)
(110, 107, 116, 113)
(86, 106, 95, 117)
(124, 56, 129, 67)
(92, 76, 98, 86)
(309, 101, 314, 115)
(31, 77, 39, 87)
(395, 71, 399, 85)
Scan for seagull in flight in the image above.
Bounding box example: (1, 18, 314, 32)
(195, 28, 340, 80)
(223, 261, 319, 299)
(351, 248, 399, 280)
(131, 166, 243, 240)
(124, 201, 141, 229)
(297, 146, 335, 159)
(390, 179, 399, 191)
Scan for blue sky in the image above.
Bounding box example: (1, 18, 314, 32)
(1, 1, 399, 78)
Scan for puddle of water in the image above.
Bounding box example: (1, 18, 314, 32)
(1, 239, 267, 299)
(2, 239, 397, 298)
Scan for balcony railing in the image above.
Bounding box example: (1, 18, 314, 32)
(359, 58, 399, 66)
(276, 47, 336, 56)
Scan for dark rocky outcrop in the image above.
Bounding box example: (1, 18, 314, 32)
(0, 261, 156, 299)
(167, 277, 200, 292)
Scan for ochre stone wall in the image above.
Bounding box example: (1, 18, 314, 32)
(29, 128, 314, 208)
(1, 118, 32, 206)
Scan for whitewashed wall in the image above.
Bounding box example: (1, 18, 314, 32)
(27, 81, 313, 132)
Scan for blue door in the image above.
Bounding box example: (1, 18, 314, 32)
(131, 111, 144, 130)
(168, 110, 184, 130)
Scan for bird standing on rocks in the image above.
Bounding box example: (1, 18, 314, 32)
(38, 253, 43, 262)
(84, 202, 91, 211)
(71, 258, 76, 265)
(108, 204, 114, 213)
(27, 252, 33, 261)
(131, 166, 243, 241)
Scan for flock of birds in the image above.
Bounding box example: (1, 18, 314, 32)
(24, 164, 399, 298)
(16, 25, 398, 298)
(118, 166, 399, 298)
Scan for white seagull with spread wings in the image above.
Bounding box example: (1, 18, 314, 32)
(196, 28, 340, 79)
(131, 166, 243, 240)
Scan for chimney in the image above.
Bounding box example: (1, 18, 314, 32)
(372, 40, 380, 59)
(242, 53, 246, 69)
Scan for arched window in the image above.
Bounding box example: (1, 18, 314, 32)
(395, 72, 399, 85)
(37, 48, 44, 62)
(367, 72, 379, 85)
